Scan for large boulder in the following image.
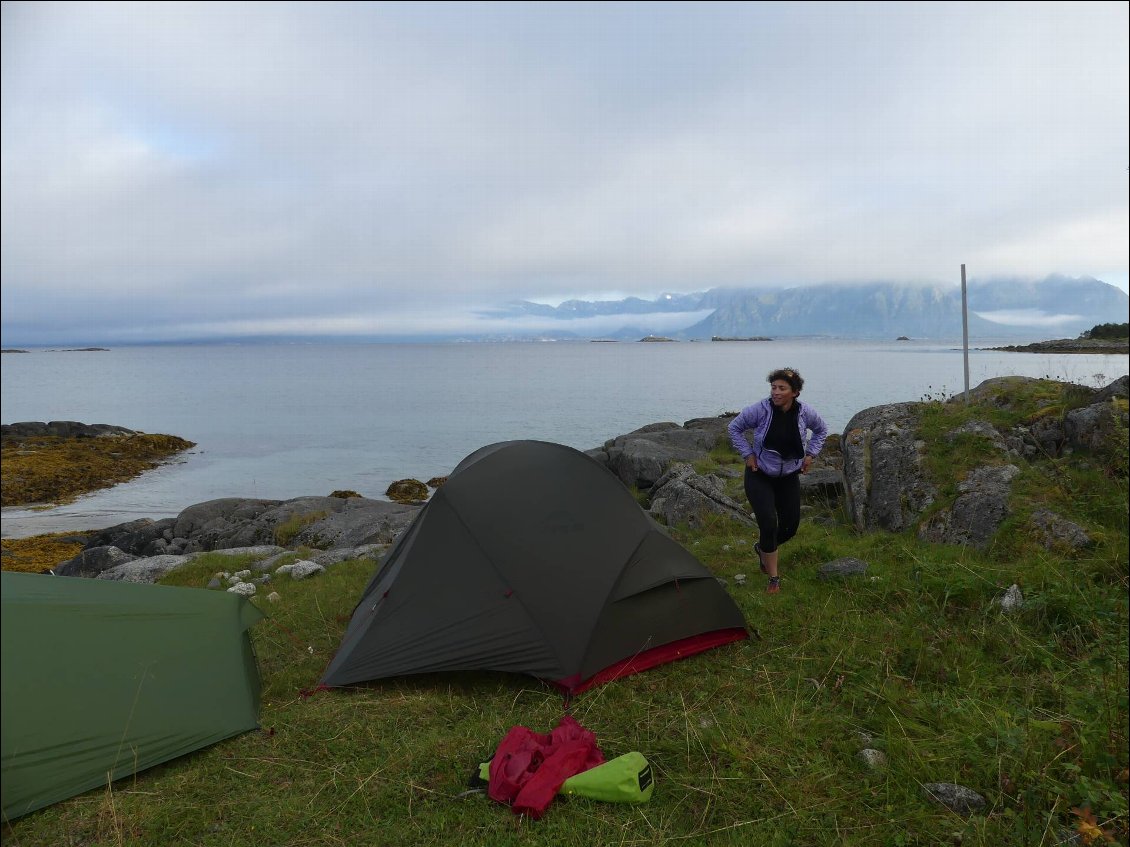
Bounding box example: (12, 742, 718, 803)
(646, 463, 753, 528)
(98, 554, 195, 583)
(55, 545, 139, 578)
(1093, 374, 1128, 402)
(918, 464, 1021, 547)
(1029, 508, 1091, 551)
(83, 517, 177, 556)
(841, 403, 937, 532)
(1064, 401, 1124, 452)
(591, 416, 731, 489)
(289, 498, 420, 549)
(171, 498, 288, 550)
(85, 496, 424, 555)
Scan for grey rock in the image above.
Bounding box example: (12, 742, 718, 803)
(227, 582, 256, 596)
(1094, 374, 1128, 402)
(1, 421, 136, 439)
(98, 554, 194, 583)
(290, 498, 421, 550)
(858, 749, 887, 769)
(256, 551, 295, 571)
(1023, 416, 1066, 458)
(946, 419, 1009, 453)
(647, 463, 753, 528)
(81, 518, 175, 555)
(1065, 401, 1123, 452)
(818, 557, 869, 580)
(995, 584, 1024, 612)
(214, 545, 287, 560)
(918, 464, 1020, 547)
(842, 403, 937, 532)
(597, 416, 731, 488)
(1030, 509, 1091, 551)
(55, 545, 139, 578)
(798, 467, 845, 504)
(289, 560, 325, 580)
(207, 577, 222, 589)
(922, 782, 986, 816)
(157, 496, 420, 553)
(310, 544, 386, 567)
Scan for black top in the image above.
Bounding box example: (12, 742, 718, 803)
(764, 402, 804, 459)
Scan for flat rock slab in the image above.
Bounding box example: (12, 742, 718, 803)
(818, 557, 869, 580)
(922, 782, 986, 816)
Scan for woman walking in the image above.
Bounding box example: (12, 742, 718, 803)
(727, 368, 828, 594)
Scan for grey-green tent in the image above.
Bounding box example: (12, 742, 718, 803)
(1, 571, 264, 820)
(322, 440, 748, 694)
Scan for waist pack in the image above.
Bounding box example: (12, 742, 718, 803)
(757, 448, 803, 477)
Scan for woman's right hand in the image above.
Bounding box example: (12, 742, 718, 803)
(746, 456, 758, 472)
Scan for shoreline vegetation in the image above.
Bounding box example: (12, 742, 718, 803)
(988, 337, 1129, 354)
(1, 376, 1127, 845)
(1, 426, 196, 572)
(0, 427, 194, 508)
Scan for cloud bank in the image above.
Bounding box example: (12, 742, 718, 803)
(2, 2, 1127, 345)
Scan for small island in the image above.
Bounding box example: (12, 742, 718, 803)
(988, 322, 1129, 355)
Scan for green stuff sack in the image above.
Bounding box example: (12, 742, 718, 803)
(478, 752, 654, 804)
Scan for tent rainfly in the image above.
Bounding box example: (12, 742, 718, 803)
(322, 440, 748, 694)
(1, 571, 264, 821)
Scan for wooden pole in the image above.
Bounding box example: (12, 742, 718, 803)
(961, 263, 970, 403)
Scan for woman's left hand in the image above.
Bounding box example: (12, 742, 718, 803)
(801, 455, 814, 474)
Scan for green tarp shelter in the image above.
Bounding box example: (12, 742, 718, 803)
(322, 440, 748, 694)
(1, 571, 264, 820)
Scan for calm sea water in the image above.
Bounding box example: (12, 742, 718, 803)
(2, 339, 1126, 538)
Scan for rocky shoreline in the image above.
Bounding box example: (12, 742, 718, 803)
(2, 374, 1126, 583)
(987, 337, 1128, 354)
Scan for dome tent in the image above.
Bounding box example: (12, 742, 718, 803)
(322, 440, 747, 694)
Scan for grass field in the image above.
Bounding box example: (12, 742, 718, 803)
(3, 386, 1127, 846)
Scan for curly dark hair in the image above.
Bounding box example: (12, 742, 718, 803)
(767, 367, 804, 393)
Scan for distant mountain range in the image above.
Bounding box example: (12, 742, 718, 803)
(487, 275, 1129, 340)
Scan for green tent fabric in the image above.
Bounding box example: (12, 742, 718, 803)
(322, 440, 748, 694)
(1, 572, 264, 821)
(478, 752, 655, 804)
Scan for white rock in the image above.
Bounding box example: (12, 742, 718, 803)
(227, 574, 244, 586)
(234, 569, 252, 580)
(289, 560, 326, 580)
(275, 563, 295, 575)
(858, 748, 887, 769)
(267, 592, 282, 603)
(996, 584, 1024, 612)
(227, 582, 256, 596)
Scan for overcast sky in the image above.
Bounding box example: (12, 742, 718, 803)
(2, 1, 1127, 345)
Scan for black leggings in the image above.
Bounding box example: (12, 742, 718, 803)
(743, 467, 801, 553)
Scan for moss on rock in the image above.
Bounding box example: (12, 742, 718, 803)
(1, 431, 195, 507)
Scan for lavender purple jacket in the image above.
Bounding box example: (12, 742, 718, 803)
(727, 399, 829, 476)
